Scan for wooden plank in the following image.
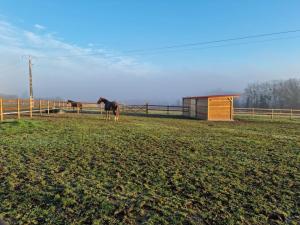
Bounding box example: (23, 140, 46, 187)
(3, 99, 17, 103)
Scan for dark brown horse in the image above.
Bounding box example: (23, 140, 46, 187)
(97, 97, 120, 121)
(67, 100, 83, 112)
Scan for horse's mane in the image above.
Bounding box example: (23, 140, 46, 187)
(97, 97, 108, 104)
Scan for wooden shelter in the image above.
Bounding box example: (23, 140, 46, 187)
(182, 94, 239, 121)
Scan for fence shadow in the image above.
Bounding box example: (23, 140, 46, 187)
(55, 110, 191, 120)
(122, 112, 194, 120)
(0, 120, 20, 125)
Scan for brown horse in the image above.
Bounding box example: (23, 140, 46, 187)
(67, 100, 83, 112)
(97, 97, 120, 121)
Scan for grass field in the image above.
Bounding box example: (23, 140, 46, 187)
(0, 115, 299, 224)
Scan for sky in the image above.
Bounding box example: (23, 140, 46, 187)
(0, 0, 300, 103)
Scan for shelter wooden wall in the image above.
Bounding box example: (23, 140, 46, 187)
(208, 96, 233, 121)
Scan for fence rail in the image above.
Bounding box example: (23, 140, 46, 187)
(0, 98, 299, 121)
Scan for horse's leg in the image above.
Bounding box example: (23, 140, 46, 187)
(117, 106, 120, 121)
(108, 111, 111, 120)
(114, 109, 118, 121)
(114, 106, 119, 121)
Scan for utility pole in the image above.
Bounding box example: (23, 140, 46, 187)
(29, 56, 33, 99)
(28, 56, 33, 118)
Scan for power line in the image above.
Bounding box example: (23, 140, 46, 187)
(35, 33, 300, 60)
(52, 29, 300, 58)
(123, 29, 300, 53)
(123, 35, 300, 56)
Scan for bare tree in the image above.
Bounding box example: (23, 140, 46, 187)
(241, 78, 300, 108)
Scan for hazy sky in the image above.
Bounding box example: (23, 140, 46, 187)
(0, 1, 300, 103)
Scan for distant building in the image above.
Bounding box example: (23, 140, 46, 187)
(182, 94, 240, 121)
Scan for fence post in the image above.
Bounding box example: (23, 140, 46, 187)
(271, 109, 274, 120)
(77, 105, 80, 114)
(17, 98, 21, 119)
(39, 100, 42, 116)
(290, 109, 293, 120)
(252, 108, 254, 117)
(167, 105, 169, 115)
(146, 102, 149, 115)
(47, 100, 50, 114)
(230, 97, 233, 120)
(29, 98, 33, 118)
(0, 98, 3, 122)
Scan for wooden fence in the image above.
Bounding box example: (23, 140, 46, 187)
(0, 98, 299, 121)
(0, 99, 188, 121)
(121, 104, 188, 116)
(0, 98, 69, 121)
(234, 108, 300, 119)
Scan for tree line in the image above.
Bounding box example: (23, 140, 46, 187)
(239, 78, 300, 108)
